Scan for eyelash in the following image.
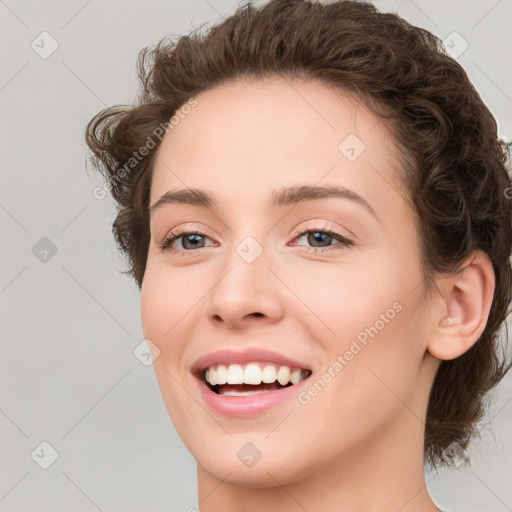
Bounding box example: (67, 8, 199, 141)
(158, 226, 353, 256)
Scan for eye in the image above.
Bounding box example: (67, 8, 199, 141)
(158, 230, 216, 254)
(158, 225, 353, 255)
(290, 226, 353, 252)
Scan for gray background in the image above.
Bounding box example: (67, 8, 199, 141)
(1, 0, 511, 511)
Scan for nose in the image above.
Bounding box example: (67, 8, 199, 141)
(205, 241, 285, 330)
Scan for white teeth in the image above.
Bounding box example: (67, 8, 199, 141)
(244, 363, 262, 385)
(226, 364, 244, 385)
(204, 362, 309, 387)
(221, 390, 268, 396)
(290, 368, 302, 385)
(216, 364, 228, 385)
(261, 365, 277, 383)
(277, 366, 291, 386)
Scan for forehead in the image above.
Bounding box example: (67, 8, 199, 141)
(150, 76, 405, 212)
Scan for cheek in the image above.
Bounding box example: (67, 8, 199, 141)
(303, 255, 426, 413)
(140, 267, 191, 359)
(140, 268, 202, 431)
(301, 312, 424, 457)
(291, 259, 402, 342)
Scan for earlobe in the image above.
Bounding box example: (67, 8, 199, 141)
(428, 251, 495, 361)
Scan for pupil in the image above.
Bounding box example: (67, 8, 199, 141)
(183, 234, 204, 249)
(309, 232, 331, 247)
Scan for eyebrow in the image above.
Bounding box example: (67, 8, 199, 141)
(150, 184, 378, 220)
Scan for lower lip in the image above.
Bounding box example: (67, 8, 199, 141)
(194, 374, 311, 417)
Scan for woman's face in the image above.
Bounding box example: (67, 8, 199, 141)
(140, 77, 439, 486)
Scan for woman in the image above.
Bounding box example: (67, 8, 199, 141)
(86, 1, 512, 510)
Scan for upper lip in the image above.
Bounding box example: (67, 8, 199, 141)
(191, 348, 313, 376)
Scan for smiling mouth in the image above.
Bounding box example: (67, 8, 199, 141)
(200, 362, 312, 396)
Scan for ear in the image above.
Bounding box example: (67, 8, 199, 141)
(427, 251, 495, 361)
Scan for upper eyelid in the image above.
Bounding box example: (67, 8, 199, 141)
(162, 219, 352, 238)
(160, 224, 354, 250)
(162, 224, 349, 241)
(292, 228, 353, 247)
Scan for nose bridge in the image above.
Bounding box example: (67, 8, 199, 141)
(206, 228, 284, 326)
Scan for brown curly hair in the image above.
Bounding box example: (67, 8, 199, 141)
(85, 0, 512, 467)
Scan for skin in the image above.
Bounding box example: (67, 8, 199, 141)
(140, 76, 495, 512)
